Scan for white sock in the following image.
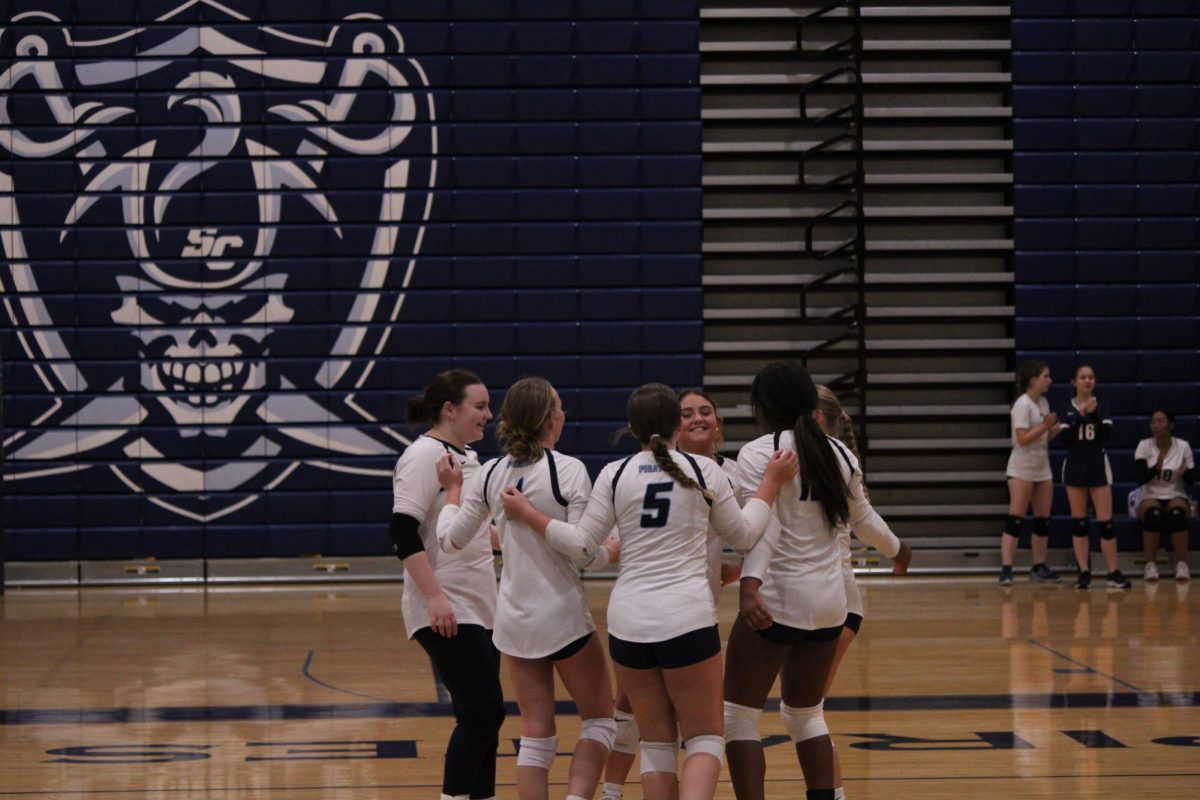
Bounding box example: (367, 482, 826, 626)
(567, 795, 587, 800)
(834, 788, 846, 800)
(601, 782, 624, 800)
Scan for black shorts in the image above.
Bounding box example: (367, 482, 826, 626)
(843, 613, 863, 634)
(608, 625, 721, 670)
(1061, 454, 1112, 488)
(547, 632, 592, 662)
(755, 620, 844, 646)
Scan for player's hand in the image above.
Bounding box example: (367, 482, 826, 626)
(720, 559, 743, 586)
(891, 541, 913, 575)
(764, 448, 799, 488)
(1083, 397, 1098, 414)
(427, 592, 458, 638)
(603, 535, 621, 566)
(1044, 412, 1058, 429)
(436, 454, 463, 491)
(500, 486, 533, 523)
(739, 579, 773, 630)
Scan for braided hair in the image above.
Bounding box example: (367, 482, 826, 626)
(627, 383, 714, 500)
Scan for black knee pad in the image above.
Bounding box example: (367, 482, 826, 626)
(1143, 505, 1166, 532)
(1032, 516, 1051, 537)
(1165, 506, 1189, 533)
(1004, 515, 1025, 537)
(1099, 519, 1115, 540)
(1071, 517, 1089, 538)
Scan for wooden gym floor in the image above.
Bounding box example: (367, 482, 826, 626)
(1, 576, 1197, 799)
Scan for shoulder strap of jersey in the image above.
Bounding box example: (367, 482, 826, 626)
(610, 455, 635, 496)
(678, 450, 713, 507)
(773, 430, 783, 450)
(829, 437, 857, 476)
(482, 458, 505, 501)
(545, 451, 569, 507)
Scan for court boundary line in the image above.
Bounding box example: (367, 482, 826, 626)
(1026, 638, 1147, 693)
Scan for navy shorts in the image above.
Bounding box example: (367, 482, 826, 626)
(1061, 453, 1112, 488)
(755, 620, 844, 646)
(608, 625, 721, 670)
(547, 632, 592, 662)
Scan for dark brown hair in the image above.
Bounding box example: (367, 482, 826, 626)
(406, 369, 484, 425)
(628, 383, 712, 500)
(1017, 359, 1049, 393)
(677, 387, 725, 455)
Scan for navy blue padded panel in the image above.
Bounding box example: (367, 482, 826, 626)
(1014, 285, 1075, 315)
(1135, 19, 1200, 49)
(1012, 20, 1074, 49)
(1074, 186, 1136, 216)
(1082, 351, 1139, 382)
(1137, 284, 1199, 315)
(1136, 51, 1200, 82)
(1138, 251, 1199, 280)
(1074, 19, 1136, 49)
(1011, 52, 1074, 83)
(1136, 87, 1200, 117)
(1072, 153, 1138, 183)
(1072, 52, 1136, 82)
(1074, 318, 1138, 348)
(1137, 218, 1200, 248)
(1136, 185, 1200, 216)
(1137, 383, 1200, 416)
(1139, 350, 1200, 381)
(516, 322, 581, 354)
(1137, 316, 1200, 347)
(1073, 87, 1137, 117)
(1016, 319, 1076, 348)
(1076, 286, 1138, 315)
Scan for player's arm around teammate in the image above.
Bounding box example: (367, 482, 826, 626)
(503, 384, 797, 800)
(999, 360, 1061, 585)
(435, 377, 618, 800)
(390, 369, 504, 800)
(1134, 409, 1194, 582)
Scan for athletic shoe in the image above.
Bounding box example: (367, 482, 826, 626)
(1144, 562, 1160, 582)
(1030, 563, 1061, 583)
(998, 566, 1014, 586)
(1105, 570, 1131, 589)
(1075, 571, 1091, 590)
(1176, 561, 1191, 582)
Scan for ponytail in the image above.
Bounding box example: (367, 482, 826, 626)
(496, 377, 556, 463)
(793, 415, 851, 528)
(628, 384, 713, 501)
(406, 369, 484, 424)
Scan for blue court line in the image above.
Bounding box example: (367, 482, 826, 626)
(1026, 639, 1147, 693)
(300, 650, 401, 705)
(3, 772, 1200, 796)
(3, 692, 1197, 726)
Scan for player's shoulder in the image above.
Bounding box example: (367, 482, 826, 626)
(827, 436, 860, 474)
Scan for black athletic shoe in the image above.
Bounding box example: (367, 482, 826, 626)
(999, 566, 1014, 586)
(1030, 563, 1062, 583)
(1075, 571, 1091, 590)
(1105, 570, 1131, 589)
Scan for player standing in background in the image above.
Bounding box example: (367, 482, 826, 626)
(722, 362, 910, 800)
(1058, 365, 1129, 589)
(436, 377, 618, 800)
(999, 360, 1061, 586)
(502, 383, 798, 800)
(1134, 409, 1194, 582)
(390, 369, 504, 800)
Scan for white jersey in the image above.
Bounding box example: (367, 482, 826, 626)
(545, 449, 772, 644)
(704, 455, 740, 602)
(837, 527, 863, 618)
(437, 450, 597, 659)
(1135, 437, 1194, 500)
(1006, 393, 1052, 481)
(740, 431, 900, 631)
(392, 435, 496, 639)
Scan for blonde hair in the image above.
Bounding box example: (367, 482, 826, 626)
(816, 385, 860, 464)
(496, 377, 556, 463)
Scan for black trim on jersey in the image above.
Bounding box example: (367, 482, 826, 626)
(426, 435, 466, 456)
(482, 458, 504, 501)
(829, 438, 857, 476)
(678, 450, 713, 508)
(545, 451, 569, 507)
(773, 430, 783, 450)
(610, 455, 635, 495)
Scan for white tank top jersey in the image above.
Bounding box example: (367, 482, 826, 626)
(544, 449, 772, 644)
(1006, 393, 1053, 481)
(392, 435, 497, 639)
(704, 455, 740, 602)
(1135, 437, 1195, 500)
(739, 430, 900, 631)
(437, 450, 598, 659)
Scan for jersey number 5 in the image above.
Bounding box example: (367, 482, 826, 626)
(641, 482, 674, 528)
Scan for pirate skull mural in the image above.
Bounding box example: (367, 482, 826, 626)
(1, 1, 436, 521)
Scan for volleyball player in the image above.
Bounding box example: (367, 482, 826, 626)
(813, 385, 910, 799)
(1058, 365, 1129, 589)
(435, 377, 618, 800)
(1134, 409, 1194, 582)
(1000, 360, 1061, 585)
(502, 383, 799, 800)
(390, 369, 504, 800)
(722, 362, 911, 800)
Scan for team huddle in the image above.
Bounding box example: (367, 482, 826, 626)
(389, 362, 912, 800)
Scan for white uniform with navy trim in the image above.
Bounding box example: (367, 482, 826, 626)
(1006, 394, 1053, 481)
(392, 435, 496, 639)
(704, 455, 740, 601)
(739, 431, 900, 631)
(837, 526, 862, 618)
(1135, 437, 1195, 500)
(544, 449, 773, 644)
(436, 450, 598, 659)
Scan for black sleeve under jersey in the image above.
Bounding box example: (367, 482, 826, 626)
(1183, 466, 1195, 490)
(1097, 419, 1113, 444)
(389, 513, 424, 560)
(1134, 459, 1155, 486)
(1058, 412, 1078, 445)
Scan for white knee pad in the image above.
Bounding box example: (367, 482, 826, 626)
(612, 708, 639, 755)
(723, 701, 762, 743)
(639, 740, 679, 775)
(579, 717, 618, 751)
(683, 734, 725, 767)
(780, 700, 828, 743)
(516, 735, 558, 769)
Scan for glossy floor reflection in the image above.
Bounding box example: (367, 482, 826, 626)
(1, 577, 1196, 799)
